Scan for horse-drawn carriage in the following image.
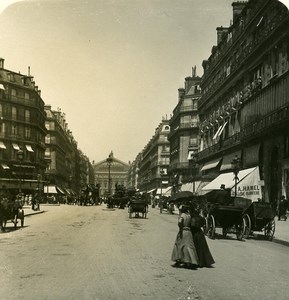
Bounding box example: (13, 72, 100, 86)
(205, 203, 247, 240)
(203, 189, 252, 240)
(128, 199, 148, 218)
(0, 198, 24, 232)
(242, 201, 275, 240)
(159, 198, 174, 214)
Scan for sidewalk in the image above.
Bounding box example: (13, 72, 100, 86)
(23, 203, 59, 217)
(273, 213, 289, 247)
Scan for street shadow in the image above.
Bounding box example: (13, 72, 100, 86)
(0, 225, 28, 233)
(208, 232, 245, 242)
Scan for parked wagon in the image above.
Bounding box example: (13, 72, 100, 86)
(0, 200, 24, 232)
(205, 204, 246, 240)
(242, 201, 276, 241)
(203, 193, 252, 240)
(128, 200, 148, 218)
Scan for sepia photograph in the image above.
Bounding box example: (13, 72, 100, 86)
(0, 0, 289, 299)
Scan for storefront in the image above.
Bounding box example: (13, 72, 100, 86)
(201, 167, 263, 202)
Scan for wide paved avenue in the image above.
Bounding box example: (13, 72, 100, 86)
(1, 204, 289, 300)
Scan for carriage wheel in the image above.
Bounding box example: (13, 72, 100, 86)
(243, 214, 251, 239)
(236, 217, 245, 240)
(207, 215, 215, 239)
(264, 218, 275, 241)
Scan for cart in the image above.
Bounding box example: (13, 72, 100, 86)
(0, 202, 24, 232)
(242, 202, 275, 241)
(205, 204, 246, 240)
(203, 193, 252, 240)
(128, 200, 148, 218)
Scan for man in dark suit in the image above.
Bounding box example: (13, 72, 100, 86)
(214, 184, 230, 205)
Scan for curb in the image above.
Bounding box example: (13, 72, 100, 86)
(24, 210, 45, 217)
(272, 237, 289, 247)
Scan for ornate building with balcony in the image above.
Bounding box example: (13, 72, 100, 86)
(0, 59, 47, 194)
(168, 67, 201, 191)
(198, 0, 289, 204)
(137, 119, 170, 194)
(44, 105, 92, 195)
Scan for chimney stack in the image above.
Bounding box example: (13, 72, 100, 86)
(232, 1, 247, 23)
(216, 26, 229, 44)
(184, 77, 194, 94)
(0, 58, 4, 69)
(178, 88, 185, 102)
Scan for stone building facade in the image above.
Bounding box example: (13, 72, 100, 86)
(93, 152, 130, 197)
(0, 59, 47, 194)
(168, 67, 201, 191)
(198, 0, 289, 204)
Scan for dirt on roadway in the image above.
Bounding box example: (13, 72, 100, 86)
(0, 205, 202, 300)
(1, 204, 289, 300)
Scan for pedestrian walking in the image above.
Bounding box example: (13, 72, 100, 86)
(278, 196, 288, 221)
(190, 206, 215, 268)
(171, 204, 199, 269)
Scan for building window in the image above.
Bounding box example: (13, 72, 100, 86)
(45, 148, 51, 157)
(24, 92, 30, 100)
(0, 122, 5, 134)
(190, 137, 198, 146)
(12, 107, 17, 120)
(45, 134, 51, 144)
(11, 89, 17, 97)
(12, 124, 17, 136)
(25, 110, 30, 122)
(192, 99, 198, 110)
(25, 127, 31, 138)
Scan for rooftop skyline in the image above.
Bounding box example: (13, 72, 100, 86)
(0, 0, 288, 164)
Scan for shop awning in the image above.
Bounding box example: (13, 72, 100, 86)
(56, 186, 65, 194)
(220, 151, 242, 171)
(0, 141, 6, 149)
(187, 150, 196, 160)
(146, 188, 156, 194)
(43, 185, 65, 194)
(233, 166, 262, 201)
(181, 181, 201, 193)
(25, 145, 34, 152)
(156, 187, 171, 195)
(163, 186, 173, 196)
(200, 157, 222, 171)
(202, 167, 257, 191)
(0, 84, 5, 90)
(12, 143, 20, 150)
(1, 164, 9, 169)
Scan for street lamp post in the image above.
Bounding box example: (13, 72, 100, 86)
(37, 173, 41, 210)
(160, 168, 165, 197)
(17, 149, 24, 195)
(231, 155, 241, 200)
(106, 152, 113, 196)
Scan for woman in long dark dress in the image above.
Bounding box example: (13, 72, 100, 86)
(190, 207, 215, 268)
(171, 205, 199, 269)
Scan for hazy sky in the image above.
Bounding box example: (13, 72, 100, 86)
(0, 0, 288, 164)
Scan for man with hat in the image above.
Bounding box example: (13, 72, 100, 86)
(214, 184, 230, 205)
